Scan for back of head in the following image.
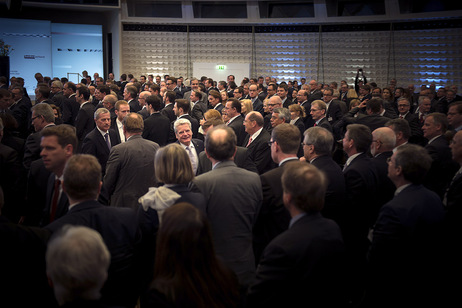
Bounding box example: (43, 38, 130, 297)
(205, 125, 237, 161)
(146, 94, 162, 111)
(282, 162, 327, 213)
(63, 154, 101, 201)
(346, 124, 372, 153)
(46, 225, 110, 306)
(123, 113, 144, 134)
(386, 118, 411, 141)
(155, 143, 194, 185)
(427, 112, 449, 133)
(394, 144, 432, 184)
(175, 99, 190, 114)
(31, 103, 55, 124)
(366, 98, 383, 114)
(304, 126, 334, 156)
(272, 123, 300, 154)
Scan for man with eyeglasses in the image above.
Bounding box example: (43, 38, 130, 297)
(233, 87, 244, 100)
(322, 87, 343, 126)
(50, 81, 65, 110)
(183, 78, 207, 106)
(395, 97, 423, 143)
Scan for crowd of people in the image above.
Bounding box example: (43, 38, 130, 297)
(0, 69, 461, 307)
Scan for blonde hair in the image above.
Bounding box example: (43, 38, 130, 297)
(241, 99, 253, 116)
(155, 143, 194, 184)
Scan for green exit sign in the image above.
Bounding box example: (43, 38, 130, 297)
(217, 65, 226, 71)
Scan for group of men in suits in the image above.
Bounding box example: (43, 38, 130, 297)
(1, 72, 462, 307)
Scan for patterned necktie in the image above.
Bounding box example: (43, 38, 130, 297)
(186, 146, 197, 173)
(104, 133, 111, 150)
(50, 179, 61, 222)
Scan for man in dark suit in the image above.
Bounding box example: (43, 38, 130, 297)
(173, 118, 204, 175)
(10, 85, 32, 139)
(396, 97, 424, 145)
(169, 98, 199, 141)
(422, 112, 459, 198)
(142, 95, 170, 147)
(303, 126, 346, 229)
(370, 127, 396, 220)
(124, 85, 140, 113)
(247, 161, 346, 307)
(62, 82, 80, 126)
(160, 90, 177, 123)
(74, 86, 95, 152)
(224, 98, 247, 146)
(342, 123, 379, 304)
(249, 84, 264, 115)
(322, 87, 344, 126)
(193, 125, 262, 288)
(101, 113, 160, 210)
(365, 144, 445, 307)
(306, 79, 323, 104)
(81, 108, 120, 176)
(190, 90, 208, 123)
(253, 124, 300, 264)
(310, 100, 333, 133)
(23, 103, 56, 170)
(136, 91, 151, 120)
(0, 187, 56, 308)
(344, 98, 391, 133)
(243, 111, 275, 174)
(45, 154, 153, 308)
(50, 80, 66, 110)
(39, 125, 77, 226)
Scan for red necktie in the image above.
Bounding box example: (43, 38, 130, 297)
(246, 137, 253, 147)
(314, 123, 317, 126)
(50, 179, 61, 222)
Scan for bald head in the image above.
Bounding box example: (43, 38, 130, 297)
(268, 95, 282, 113)
(371, 127, 396, 156)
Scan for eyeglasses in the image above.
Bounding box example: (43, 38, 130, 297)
(267, 140, 275, 147)
(302, 142, 312, 147)
(372, 139, 382, 145)
(31, 115, 40, 121)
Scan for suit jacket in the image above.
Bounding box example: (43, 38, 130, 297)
(184, 90, 208, 105)
(253, 158, 299, 263)
(196, 146, 258, 175)
(371, 151, 395, 218)
(23, 131, 42, 170)
(252, 98, 264, 116)
(193, 160, 262, 287)
(62, 95, 80, 126)
(0, 216, 56, 308)
(51, 91, 65, 109)
(315, 117, 333, 133)
(80, 128, 120, 175)
(75, 102, 95, 147)
(213, 103, 224, 114)
(311, 155, 347, 226)
(101, 135, 160, 210)
(307, 89, 323, 104)
(24, 159, 51, 226)
(142, 112, 171, 146)
(325, 99, 343, 126)
(424, 135, 459, 198)
(45, 200, 145, 308)
(190, 101, 208, 122)
(176, 138, 204, 156)
(9, 97, 32, 138)
(366, 184, 445, 307)
(243, 129, 275, 174)
(160, 103, 176, 123)
(247, 213, 346, 307)
(227, 115, 247, 146)
(354, 114, 391, 132)
(41, 173, 69, 227)
(137, 106, 150, 120)
(128, 98, 141, 113)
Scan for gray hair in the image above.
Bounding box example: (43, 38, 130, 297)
(94, 107, 110, 120)
(31, 103, 55, 123)
(173, 118, 192, 134)
(273, 107, 291, 123)
(304, 126, 334, 155)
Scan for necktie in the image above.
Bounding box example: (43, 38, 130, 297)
(104, 133, 111, 150)
(50, 179, 61, 222)
(186, 146, 197, 173)
(314, 123, 317, 126)
(419, 113, 424, 123)
(246, 137, 253, 147)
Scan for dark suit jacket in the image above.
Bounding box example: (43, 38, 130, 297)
(10, 97, 32, 138)
(311, 155, 346, 226)
(137, 107, 150, 120)
(196, 146, 257, 175)
(354, 114, 391, 132)
(243, 129, 275, 174)
(75, 102, 95, 147)
(62, 95, 80, 126)
(424, 135, 459, 198)
(142, 112, 171, 146)
(24, 159, 51, 226)
(190, 101, 208, 122)
(315, 117, 333, 133)
(326, 100, 343, 125)
(227, 115, 247, 146)
(0, 216, 56, 308)
(213, 103, 224, 114)
(371, 151, 395, 219)
(307, 89, 323, 104)
(247, 213, 346, 307)
(253, 158, 299, 263)
(160, 103, 176, 123)
(252, 98, 264, 116)
(45, 200, 145, 308)
(41, 173, 69, 227)
(128, 98, 141, 113)
(366, 184, 445, 307)
(51, 91, 66, 109)
(23, 131, 42, 170)
(80, 128, 120, 175)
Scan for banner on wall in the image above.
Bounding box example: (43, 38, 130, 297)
(0, 18, 103, 95)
